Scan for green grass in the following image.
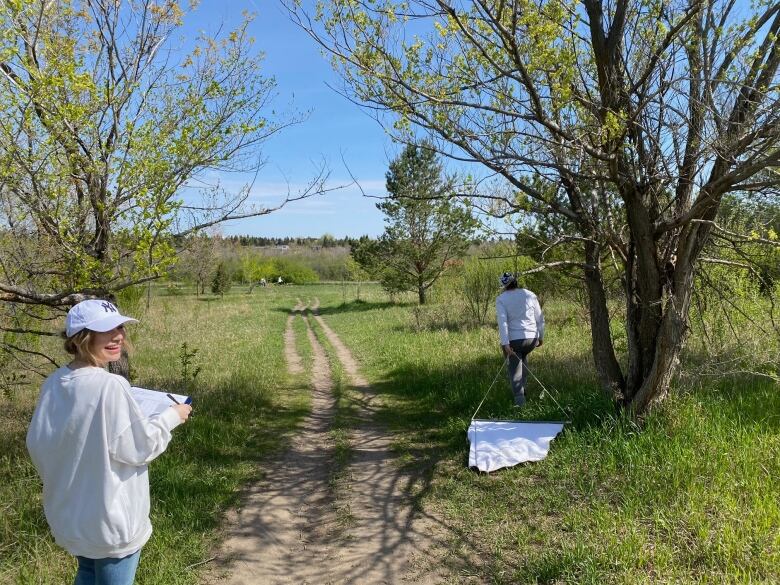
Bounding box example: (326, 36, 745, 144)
(0, 286, 310, 584)
(319, 285, 780, 584)
(2, 283, 778, 584)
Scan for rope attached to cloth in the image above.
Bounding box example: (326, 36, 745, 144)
(470, 351, 569, 421)
(524, 363, 569, 419)
(470, 359, 507, 473)
(469, 348, 569, 473)
(470, 359, 509, 421)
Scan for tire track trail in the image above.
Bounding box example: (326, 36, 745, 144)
(212, 298, 442, 584)
(212, 301, 340, 585)
(309, 298, 442, 584)
(283, 299, 305, 375)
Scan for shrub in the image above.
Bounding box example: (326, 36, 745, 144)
(273, 258, 319, 284)
(461, 257, 500, 325)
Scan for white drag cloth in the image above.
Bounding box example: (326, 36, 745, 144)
(467, 419, 564, 472)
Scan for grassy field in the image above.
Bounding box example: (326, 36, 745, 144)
(1, 283, 778, 584)
(318, 285, 779, 584)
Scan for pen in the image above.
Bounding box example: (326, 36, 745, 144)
(166, 393, 181, 404)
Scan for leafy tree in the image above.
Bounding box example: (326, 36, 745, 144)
(713, 194, 780, 294)
(211, 262, 231, 298)
(273, 258, 319, 284)
(294, 0, 780, 415)
(349, 236, 384, 280)
(175, 234, 219, 295)
(242, 256, 277, 292)
(354, 143, 478, 304)
(346, 256, 371, 301)
(0, 1, 325, 368)
(320, 233, 337, 248)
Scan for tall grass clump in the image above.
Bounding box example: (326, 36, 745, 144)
(461, 256, 502, 326)
(685, 266, 779, 385)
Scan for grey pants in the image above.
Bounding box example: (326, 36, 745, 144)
(507, 338, 538, 406)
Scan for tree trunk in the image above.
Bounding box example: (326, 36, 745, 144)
(108, 348, 131, 382)
(106, 293, 131, 381)
(624, 241, 644, 399)
(622, 191, 664, 403)
(627, 263, 694, 413)
(628, 299, 686, 414)
(583, 241, 625, 398)
(576, 184, 699, 413)
(418, 285, 426, 305)
(622, 199, 717, 413)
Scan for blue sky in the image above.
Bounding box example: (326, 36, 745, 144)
(184, 1, 392, 238)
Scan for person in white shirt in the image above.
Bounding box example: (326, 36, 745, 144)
(495, 272, 545, 406)
(26, 299, 192, 585)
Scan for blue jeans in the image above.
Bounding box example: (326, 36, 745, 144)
(73, 550, 141, 585)
(507, 338, 538, 406)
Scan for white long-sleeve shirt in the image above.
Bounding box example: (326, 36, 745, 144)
(26, 366, 182, 559)
(496, 288, 545, 346)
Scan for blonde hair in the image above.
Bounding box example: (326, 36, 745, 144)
(62, 327, 134, 366)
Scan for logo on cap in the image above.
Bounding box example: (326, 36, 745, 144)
(101, 302, 117, 313)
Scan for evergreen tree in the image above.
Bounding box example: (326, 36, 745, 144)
(354, 142, 477, 304)
(211, 263, 232, 298)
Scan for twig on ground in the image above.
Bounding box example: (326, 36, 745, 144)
(183, 557, 216, 571)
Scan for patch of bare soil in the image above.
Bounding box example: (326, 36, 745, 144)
(283, 299, 305, 375)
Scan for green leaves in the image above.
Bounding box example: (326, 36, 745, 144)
(0, 2, 283, 307)
(0, 2, 306, 380)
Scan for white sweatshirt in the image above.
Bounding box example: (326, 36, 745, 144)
(26, 366, 182, 559)
(496, 288, 545, 346)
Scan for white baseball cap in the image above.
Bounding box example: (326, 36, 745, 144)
(65, 299, 138, 338)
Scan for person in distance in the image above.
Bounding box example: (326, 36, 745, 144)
(495, 272, 545, 407)
(26, 299, 192, 585)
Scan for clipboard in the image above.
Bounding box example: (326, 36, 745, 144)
(130, 386, 192, 418)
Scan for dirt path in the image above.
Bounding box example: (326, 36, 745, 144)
(282, 299, 305, 375)
(211, 299, 443, 584)
(211, 301, 340, 584)
(309, 298, 443, 584)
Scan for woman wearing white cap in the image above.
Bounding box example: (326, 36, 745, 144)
(26, 299, 192, 585)
(496, 273, 545, 406)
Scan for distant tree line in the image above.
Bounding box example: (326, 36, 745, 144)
(225, 234, 356, 248)
(171, 234, 347, 290)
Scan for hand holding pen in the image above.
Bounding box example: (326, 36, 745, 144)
(167, 393, 193, 422)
